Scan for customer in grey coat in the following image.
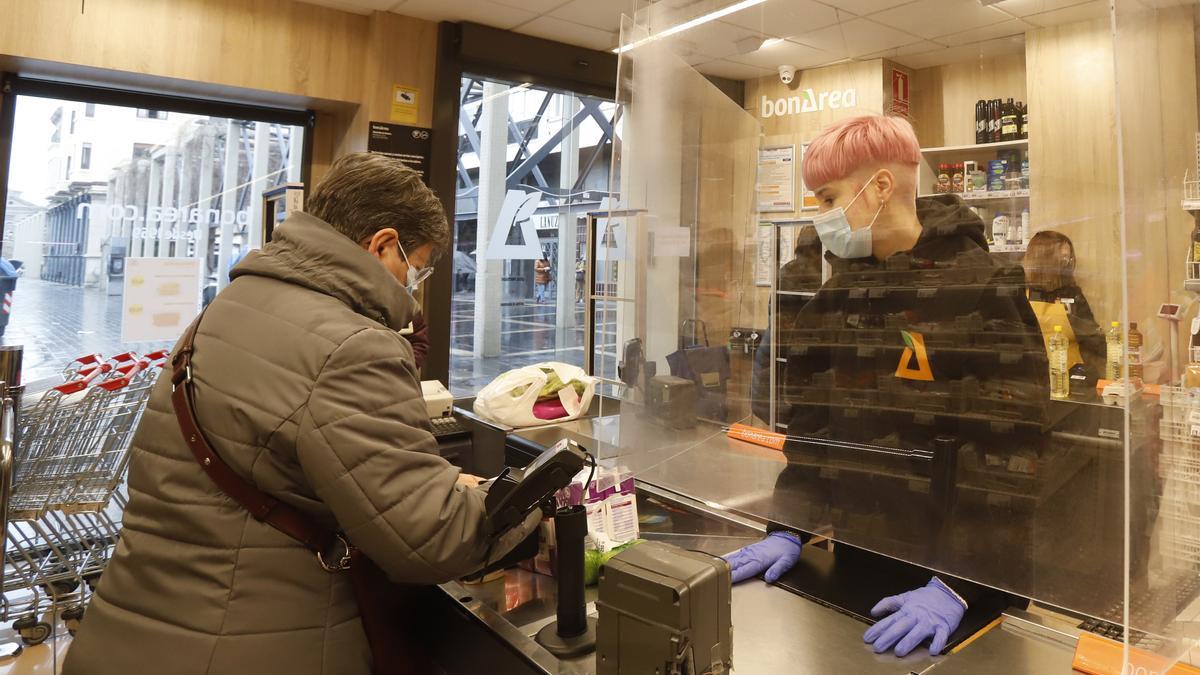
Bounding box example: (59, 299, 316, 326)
(64, 154, 540, 675)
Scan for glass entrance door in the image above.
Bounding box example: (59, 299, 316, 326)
(449, 76, 620, 393)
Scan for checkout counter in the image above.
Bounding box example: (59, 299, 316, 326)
(411, 392, 1186, 674)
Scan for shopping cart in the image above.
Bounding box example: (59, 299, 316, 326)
(0, 350, 166, 649)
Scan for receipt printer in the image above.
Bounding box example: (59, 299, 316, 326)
(597, 541, 732, 675)
(645, 375, 696, 429)
(420, 380, 454, 419)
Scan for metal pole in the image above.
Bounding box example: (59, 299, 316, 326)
(159, 146, 178, 258)
(248, 122, 271, 251)
(195, 127, 217, 301)
(216, 121, 240, 292)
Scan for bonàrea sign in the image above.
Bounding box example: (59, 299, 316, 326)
(759, 88, 858, 118)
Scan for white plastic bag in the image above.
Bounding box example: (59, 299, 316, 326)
(473, 361, 595, 428)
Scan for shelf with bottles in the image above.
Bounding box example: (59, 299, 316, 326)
(921, 139, 1030, 156)
(920, 189, 1031, 202)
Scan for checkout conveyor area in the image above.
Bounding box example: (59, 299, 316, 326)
(408, 396, 1177, 675)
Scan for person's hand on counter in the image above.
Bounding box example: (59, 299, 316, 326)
(864, 576, 966, 657)
(722, 531, 803, 584)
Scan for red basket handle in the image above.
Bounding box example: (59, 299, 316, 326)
(98, 357, 154, 391)
(55, 361, 113, 394)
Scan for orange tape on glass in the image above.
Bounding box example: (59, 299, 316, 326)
(726, 423, 786, 451)
(1074, 632, 1200, 675)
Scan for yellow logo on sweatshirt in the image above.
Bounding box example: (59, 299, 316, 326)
(896, 330, 934, 381)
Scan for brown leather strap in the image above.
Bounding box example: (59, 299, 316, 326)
(170, 312, 342, 563)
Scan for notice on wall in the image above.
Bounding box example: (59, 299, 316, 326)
(777, 223, 797, 267)
(367, 122, 433, 182)
(799, 143, 819, 211)
(390, 85, 420, 124)
(121, 258, 201, 343)
(890, 69, 910, 119)
(757, 145, 795, 213)
(756, 223, 774, 287)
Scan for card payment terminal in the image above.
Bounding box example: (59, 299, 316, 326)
(485, 438, 589, 536)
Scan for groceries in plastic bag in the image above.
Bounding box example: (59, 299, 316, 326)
(473, 362, 596, 427)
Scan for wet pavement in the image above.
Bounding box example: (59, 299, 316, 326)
(3, 279, 619, 394)
(448, 291, 618, 393)
(1, 279, 171, 385)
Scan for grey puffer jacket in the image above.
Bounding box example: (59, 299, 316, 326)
(63, 212, 540, 675)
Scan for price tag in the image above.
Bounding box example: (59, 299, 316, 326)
(1190, 409, 1200, 425)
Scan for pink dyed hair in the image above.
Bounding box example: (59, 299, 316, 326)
(802, 115, 921, 191)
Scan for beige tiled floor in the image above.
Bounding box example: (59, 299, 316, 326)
(0, 627, 70, 674)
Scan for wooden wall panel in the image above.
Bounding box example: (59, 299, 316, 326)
(1111, 4, 1198, 371)
(1027, 18, 1122, 331)
(342, 11, 439, 155)
(744, 59, 886, 223)
(0, 0, 439, 164)
(1026, 7, 1198, 366)
(0, 0, 369, 105)
(910, 54, 1026, 148)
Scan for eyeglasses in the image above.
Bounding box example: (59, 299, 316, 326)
(398, 242, 434, 285)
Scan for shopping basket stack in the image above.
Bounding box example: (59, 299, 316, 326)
(1157, 386, 1200, 570)
(0, 350, 166, 651)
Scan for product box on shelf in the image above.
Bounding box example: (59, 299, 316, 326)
(523, 465, 641, 577)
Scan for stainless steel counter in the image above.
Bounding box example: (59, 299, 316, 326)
(441, 528, 953, 674)
(436, 409, 1094, 674)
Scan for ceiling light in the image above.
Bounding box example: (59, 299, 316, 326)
(762, 38, 786, 48)
(613, 0, 768, 54)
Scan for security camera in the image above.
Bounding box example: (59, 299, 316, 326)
(778, 65, 796, 84)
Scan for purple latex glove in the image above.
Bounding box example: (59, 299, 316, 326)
(863, 577, 967, 657)
(722, 531, 803, 584)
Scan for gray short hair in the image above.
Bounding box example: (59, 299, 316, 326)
(306, 152, 450, 255)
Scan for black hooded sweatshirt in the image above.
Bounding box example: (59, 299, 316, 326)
(765, 195, 1048, 612)
(778, 194, 1049, 447)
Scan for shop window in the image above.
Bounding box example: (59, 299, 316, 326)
(2, 87, 307, 383)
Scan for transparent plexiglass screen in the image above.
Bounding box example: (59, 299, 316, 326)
(584, 0, 1200, 666)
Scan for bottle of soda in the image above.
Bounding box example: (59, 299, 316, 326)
(1128, 322, 1144, 384)
(1106, 321, 1123, 381)
(1019, 101, 1029, 139)
(1049, 325, 1070, 400)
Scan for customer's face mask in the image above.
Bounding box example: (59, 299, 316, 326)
(812, 173, 886, 259)
(397, 242, 433, 294)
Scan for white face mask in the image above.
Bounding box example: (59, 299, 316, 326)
(812, 174, 885, 259)
(397, 242, 433, 293)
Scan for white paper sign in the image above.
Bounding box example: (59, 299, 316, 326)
(122, 258, 202, 343)
(777, 224, 798, 267)
(651, 227, 691, 258)
(757, 145, 795, 213)
(756, 224, 774, 287)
